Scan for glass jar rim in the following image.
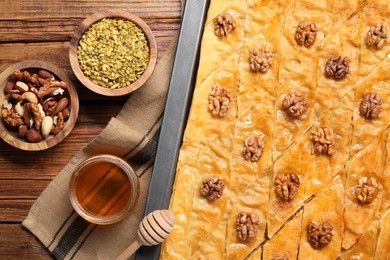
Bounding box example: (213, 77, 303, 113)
(69, 154, 138, 225)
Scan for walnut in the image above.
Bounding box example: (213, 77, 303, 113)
(243, 135, 265, 162)
(249, 48, 273, 73)
(214, 13, 237, 38)
(4, 93, 23, 104)
(236, 212, 259, 242)
(52, 112, 64, 135)
(272, 254, 289, 260)
(1, 108, 24, 128)
(307, 222, 333, 249)
(25, 103, 43, 131)
(208, 84, 232, 118)
(274, 173, 300, 202)
(359, 93, 382, 119)
(367, 24, 387, 49)
(200, 176, 225, 201)
(10, 70, 38, 86)
(312, 127, 335, 156)
(355, 177, 379, 205)
(282, 91, 308, 117)
(42, 97, 57, 116)
(325, 55, 350, 80)
(295, 21, 318, 47)
(37, 85, 61, 99)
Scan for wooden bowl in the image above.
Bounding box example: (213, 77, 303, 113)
(0, 60, 79, 151)
(69, 10, 158, 96)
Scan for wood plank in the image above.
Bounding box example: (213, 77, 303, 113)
(0, 18, 180, 43)
(0, 0, 181, 20)
(0, 224, 51, 258)
(0, 200, 34, 222)
(0, 125, 109, 179)
(0, 180, 51, 199)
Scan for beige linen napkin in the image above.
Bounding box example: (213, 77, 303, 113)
(22, 17, 180, 259)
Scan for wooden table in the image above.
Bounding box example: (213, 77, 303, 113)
(0, 1, 181, 258)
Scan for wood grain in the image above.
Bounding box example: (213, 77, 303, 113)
(0, 0, 181, 257)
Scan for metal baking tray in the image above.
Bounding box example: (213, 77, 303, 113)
(136, 0, 210, 259)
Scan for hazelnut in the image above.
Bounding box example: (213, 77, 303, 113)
(18, 125, 28, 139)
(26, 129, 43, 143)
(4, 81, 15, 94)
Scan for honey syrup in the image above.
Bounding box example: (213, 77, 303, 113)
(74, 160, 133, 218)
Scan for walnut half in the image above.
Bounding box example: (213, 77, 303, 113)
(236, 212, 259, 242)
(274, 173, 300, 202)
(249, 48, 273, 73)
(367, 24, 387, 49)
(200, 176, 225, 201)
(355, 177, 379, 205)
(312, 127, 335, 156)
(295, 21, 318, 47)
(214, 13, 237, 38)
(325, 55, 350, 80)
(307, 222, 333, 249)
(243, 135, 265, 162)
(208, 84, 232, 118)
(359, 93, 382, 120)
(1, 108, 24, 129)
(282, 91, 308, 117)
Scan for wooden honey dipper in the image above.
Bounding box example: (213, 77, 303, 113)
(116, 209, 174, 260)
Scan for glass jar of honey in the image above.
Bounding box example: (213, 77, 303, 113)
(69, 154, 138, 225)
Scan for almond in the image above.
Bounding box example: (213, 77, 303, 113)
(38, 70, 55, 80)
(15, 81, 29, 93)
(53, 97, 69, 115)
(62, 108, 70, 120)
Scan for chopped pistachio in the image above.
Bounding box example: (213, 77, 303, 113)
(77, 18, 150, 89)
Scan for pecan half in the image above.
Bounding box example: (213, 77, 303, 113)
(243, 135, 265, 162)
(274, 173, 300, 202)
(200, 176, 225, 201)
(367, 24, 387, 49)
(355, 177, 379, 205)
(312, 127, 335, 156)
(214, 13, 237, 38)
(282, 91, 308, 117)
(236, 212, 259, 242)
(307, 222, 333, 249)
(249, 48, 273, 73)
(359, 93, 382, 119)
(295, 21, 318, 47)
(325, 55, 350, 80)
(208, 84, 232, 118)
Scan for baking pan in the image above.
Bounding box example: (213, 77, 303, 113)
(136, 0, 210, 259)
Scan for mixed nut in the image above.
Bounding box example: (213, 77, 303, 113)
(1, 69, 70, 143)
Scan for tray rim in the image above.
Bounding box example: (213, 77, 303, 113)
(136, 0, 210, 259)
